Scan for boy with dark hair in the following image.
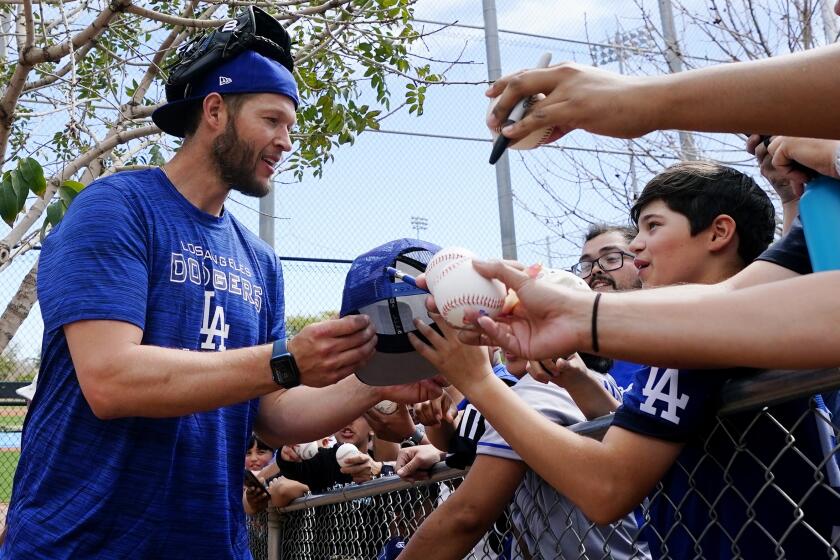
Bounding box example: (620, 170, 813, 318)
(412, 161, 840, 558)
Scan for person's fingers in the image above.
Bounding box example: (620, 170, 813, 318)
(396, 453, 424, 478)
(486, 67, 561, 130)
(455, 327, 485, 346)
(526, 361, 551, 384)
(308, 314, 371, 338)
(430, 396, 444, 422)
(395, 448, 416, 472)
(746, 134, 765, 155)
(408, 332, 441, 369)
(413, 318, 447, 348)
(416, 273, 428, 290)
(470, 259, 531, 293)
(474, 315, 525, 357)
(424, 294, 441, 315)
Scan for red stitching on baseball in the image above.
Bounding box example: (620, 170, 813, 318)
(440, 294, 504, 317)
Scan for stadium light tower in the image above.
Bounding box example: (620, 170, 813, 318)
(410, 216, 428, 241)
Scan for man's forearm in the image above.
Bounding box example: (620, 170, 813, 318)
(69, 323, 277, 419)
(256, 375, 379, 447)
(651, 43, 840, 138)
(595, 271, 840, 369)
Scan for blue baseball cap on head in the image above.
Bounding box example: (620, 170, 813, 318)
(341, 239, 442, 386)
(152, 49, 300, 138)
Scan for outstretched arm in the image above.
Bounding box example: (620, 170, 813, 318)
(487, 43, 840, 144)
(409, 317, 683, 524)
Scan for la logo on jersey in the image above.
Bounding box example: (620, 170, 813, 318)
(200, 290, 230, 351)
(639, 368, 689, 424)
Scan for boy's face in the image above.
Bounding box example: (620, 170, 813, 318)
(629, 200, 712, 288)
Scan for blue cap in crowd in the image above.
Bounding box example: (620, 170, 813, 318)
(341, 239, 442, 386)
(152, 49, 300, 137)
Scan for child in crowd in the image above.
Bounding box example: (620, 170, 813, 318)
(412, 161, 840, 558)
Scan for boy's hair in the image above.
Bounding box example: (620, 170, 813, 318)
(583, 223, 637, 245)
(630, 161, 775, 264)
(247, 433, 275, 453)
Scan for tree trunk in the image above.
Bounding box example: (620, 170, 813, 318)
(0, 258, 38, 356)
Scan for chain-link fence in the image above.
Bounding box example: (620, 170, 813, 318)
(250, 368, 840, 559)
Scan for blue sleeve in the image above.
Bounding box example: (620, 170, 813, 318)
(755, 216, 811, 274)
(38, 181, 148, 331)
(611, 366, 723, 442)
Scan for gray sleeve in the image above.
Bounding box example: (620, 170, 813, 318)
(477, 375, 587, 460)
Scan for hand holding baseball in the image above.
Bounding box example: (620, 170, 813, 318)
(442, 259, 594, 361)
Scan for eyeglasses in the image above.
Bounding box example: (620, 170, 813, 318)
(570, 251, 635, 279)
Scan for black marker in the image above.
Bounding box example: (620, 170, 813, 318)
(489, 52, 552, 165)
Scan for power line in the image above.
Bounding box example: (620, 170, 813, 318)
(413, 18, 731, 64)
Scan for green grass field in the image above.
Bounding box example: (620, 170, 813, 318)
(0, 450, 19, 502)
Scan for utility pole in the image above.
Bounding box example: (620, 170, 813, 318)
(482, 0, 517, 260)
(657, 0, 699, 161)
(259, 189, 275, 250)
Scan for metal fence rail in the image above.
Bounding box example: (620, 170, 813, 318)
(255, 369, 840, 559)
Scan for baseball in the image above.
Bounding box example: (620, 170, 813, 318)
(336, 443, 361, 467)
(293, 441, 319, 461)
(487, 93, 563, 150)
(373, 400, 399, 415)
(537, 267, 591, 291)
(426, 247, 507, 328)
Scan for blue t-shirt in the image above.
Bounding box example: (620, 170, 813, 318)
(609, 359, 645, 391)
(612, 366, 840, 559)
(3, 169, 285, 559)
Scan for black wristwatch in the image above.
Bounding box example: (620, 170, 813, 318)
(270, 338, 300, 389)
(400, 425, 425, 448)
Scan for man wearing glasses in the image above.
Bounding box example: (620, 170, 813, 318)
(572, 225, 641, 389)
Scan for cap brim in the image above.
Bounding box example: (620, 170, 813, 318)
(152, 98, 202, 138)
(355, 348, 440, 386)
(15, 385, 35, 400)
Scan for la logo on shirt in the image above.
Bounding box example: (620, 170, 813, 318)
(639, 368, 689, 424)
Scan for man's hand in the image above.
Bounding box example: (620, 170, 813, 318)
(766, 136, 840, 197)
(413, 392, 456, 428)
(243, 484, 270, 514)
(417, 260, 592, 361)
(747, 134, 802, 204)
(485, 63, 656, 145)
(395, 444, 444, 482)
(268, 476, 309, 508)
(288, 316, 376, 387)
(339, 453, 382, 483)
(364, 404, 415, 443)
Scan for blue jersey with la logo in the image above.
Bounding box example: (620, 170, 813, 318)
(3, 169, 285, 559)
(613, 366, 840, 559)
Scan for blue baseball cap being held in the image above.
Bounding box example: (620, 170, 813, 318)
(341, 239, 442, 386)
(152, 49, 300, 137)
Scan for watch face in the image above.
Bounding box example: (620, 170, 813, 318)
(271, 356, 299, 388)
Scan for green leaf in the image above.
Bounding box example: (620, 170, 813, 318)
(9, 170, 27, 212)
(45, 200, 65, 229)
(0, 174, 20, 227)
(17, 157, 46, 197)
